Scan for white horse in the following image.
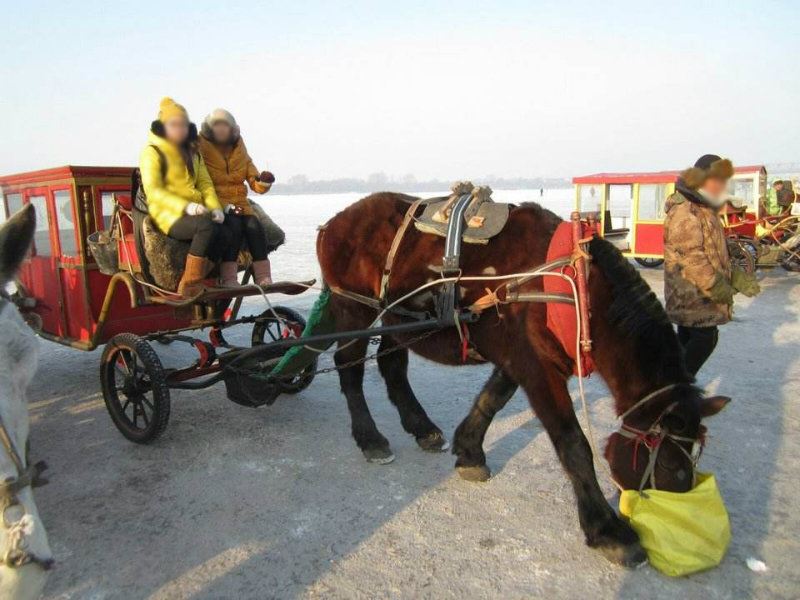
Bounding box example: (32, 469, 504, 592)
(0, 205, 52, 598)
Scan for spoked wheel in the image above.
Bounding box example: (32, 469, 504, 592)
(727, 238, 757, 274)
(634, 257, 664, 268)
(101, 333, 170, 443)
(251, 306, 316, 394)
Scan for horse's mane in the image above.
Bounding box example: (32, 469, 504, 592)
(588, 236, 692, 384)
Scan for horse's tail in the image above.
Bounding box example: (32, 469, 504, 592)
(268, 286, 336, 379)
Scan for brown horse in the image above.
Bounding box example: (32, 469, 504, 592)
(316, 193, 730, 565)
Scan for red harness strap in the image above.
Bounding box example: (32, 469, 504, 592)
(543, 212, 596, 376)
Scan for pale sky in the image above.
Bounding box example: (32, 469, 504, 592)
(1, 1, 798, 180)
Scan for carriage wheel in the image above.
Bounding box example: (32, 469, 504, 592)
(251, 306, 316, 394)
(726, 238, 756, 274)
(634, 257, 664, 268)
(101, 333, 171, 443)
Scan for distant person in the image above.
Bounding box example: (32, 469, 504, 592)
(540, 187, 544, 197)
(764, 180, 783, 216)
(777, 180, 795, 214)
(139, 97, 224, 297)
(198, 108, 283, 287)
(663, 154, 760, 376)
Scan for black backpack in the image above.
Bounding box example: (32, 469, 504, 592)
(129, 144, 167, 284)
(131, 144, 167, 214)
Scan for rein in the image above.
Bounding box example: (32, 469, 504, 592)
(616, 383, 704, 492)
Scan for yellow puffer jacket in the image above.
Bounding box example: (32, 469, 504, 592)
(198, 131, 268, 216)
(139, 131, 222, 233)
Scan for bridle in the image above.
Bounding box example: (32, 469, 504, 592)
(0, 293, 52, 570)
(616, 384, 705, 492)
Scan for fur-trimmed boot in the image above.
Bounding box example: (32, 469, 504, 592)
(177, 254, 207, 297)
(219, 261, 240, 287)
(252, 259, 273, 287)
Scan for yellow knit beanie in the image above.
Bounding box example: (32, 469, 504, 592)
(158, 97, 189, 123)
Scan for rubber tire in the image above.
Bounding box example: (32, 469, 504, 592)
(634, 257, 664, 268)
(101, 333, 171, 444)
(251, 306, 316, 394)
(726, 238, 756, 274)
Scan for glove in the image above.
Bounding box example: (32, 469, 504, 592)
(185, 202, 208, 216)
(250, 178, 270, 194)
(259, 171, 275, 184)
(211, 209, 225, 224)
(708, 273, 734, 305)
(731, 269, 761, 297)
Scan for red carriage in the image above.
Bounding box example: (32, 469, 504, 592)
(571, 165, 792, 271)
(0, 165, 318, 442)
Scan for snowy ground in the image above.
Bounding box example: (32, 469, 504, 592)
(26, 190, 800, 599)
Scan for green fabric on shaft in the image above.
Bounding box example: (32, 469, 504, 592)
(269, 288, 337, 378)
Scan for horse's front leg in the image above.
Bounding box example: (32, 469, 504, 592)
(377, 336, 448, 452)
(452, 366, 518, 481)
(518, 365, 646, 567)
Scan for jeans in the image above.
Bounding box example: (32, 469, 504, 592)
(677, 325, 719, 376)
(167, 214, 228, 260)
(221, 214, 268, 262)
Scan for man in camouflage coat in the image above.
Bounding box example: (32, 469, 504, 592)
(664, 154, 759, 375)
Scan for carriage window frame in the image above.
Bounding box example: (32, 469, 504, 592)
(4, 193, 23, 225)
(637, 183, 669, 222)
(27, 193, 54, 257)
(51, 187, 80, 258)
(96, 186, 131, 232)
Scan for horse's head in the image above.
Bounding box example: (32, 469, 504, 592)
(605, 384, 730, 492)
(0, 205, 52, 599)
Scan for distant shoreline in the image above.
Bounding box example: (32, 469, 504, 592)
(271, 177, 572, 196)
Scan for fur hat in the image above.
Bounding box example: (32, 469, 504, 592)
(158, 97, 189, 123)
(202, 108, 240, 142)
(680, 154, 734, 190)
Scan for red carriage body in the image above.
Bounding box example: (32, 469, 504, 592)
(0, 166, 197, 349)
(572, 165, 766, 263)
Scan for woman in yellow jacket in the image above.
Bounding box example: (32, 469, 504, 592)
(140, 97, 225, 296)
(198, 108, 279, 286)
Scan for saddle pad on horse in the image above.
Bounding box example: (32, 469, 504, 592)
(414, 194, 510, 245)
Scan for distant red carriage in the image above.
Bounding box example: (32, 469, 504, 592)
(0, 166, 317, 442)
(572, 165, 773, 270)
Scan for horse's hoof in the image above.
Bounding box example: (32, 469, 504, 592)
(363, 447, 395, 465)
(598, 541, 647, 568)
(417, 431, 450, 453)
(456, 464, 491, 482)
(589, 519, 647, 567)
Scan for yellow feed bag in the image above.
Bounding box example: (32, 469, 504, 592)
(619, 472, 731, 577)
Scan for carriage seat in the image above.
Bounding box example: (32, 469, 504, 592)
(139, 200, 285, 291)
(414, 183, 510, 245)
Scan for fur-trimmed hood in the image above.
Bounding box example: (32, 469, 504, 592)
(679, 157, 734, 191)
(150, 120, 199, 154)
(200, 108, 241, 145)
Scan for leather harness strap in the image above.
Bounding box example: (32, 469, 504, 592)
(380, 198, 429, 301)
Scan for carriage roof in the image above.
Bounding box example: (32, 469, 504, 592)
(0, 165, 133, 189)
(573, 165, 766, 186)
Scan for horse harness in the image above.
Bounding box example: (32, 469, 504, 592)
(330, 192, 597, 369)
(0, 296, 52, 570)
(616, 383, 705, 492)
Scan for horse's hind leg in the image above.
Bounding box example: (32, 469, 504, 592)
(335, 337, 395, 464)
(377, 336, 448, 452)
(452, 366, 518, 482)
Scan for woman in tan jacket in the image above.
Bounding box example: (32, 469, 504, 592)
(198, 108, 278, 286)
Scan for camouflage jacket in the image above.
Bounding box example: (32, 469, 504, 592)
(663, 189, 732, 327)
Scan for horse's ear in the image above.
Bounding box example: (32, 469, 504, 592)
(0, 204, 35, 286)
(700, 395, 731, 418)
